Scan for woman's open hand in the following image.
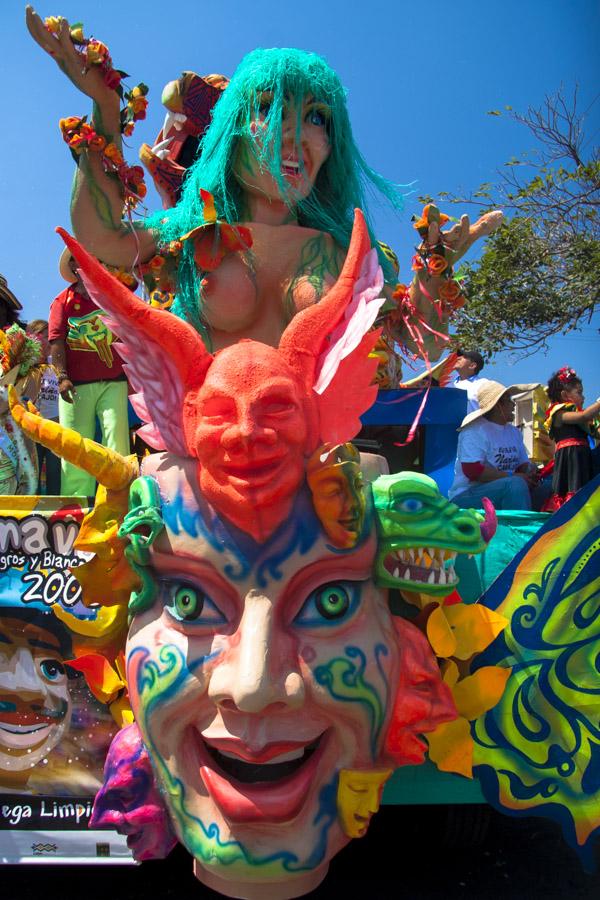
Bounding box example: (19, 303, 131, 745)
(426, 209, 504, 267)
(25, 6, 118, 108)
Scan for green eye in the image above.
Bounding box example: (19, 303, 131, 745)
(294, 581, 360, 629)
(174, 586, 204, 621)
(163, 581, 226, 627)
(315, 585, 350, 620)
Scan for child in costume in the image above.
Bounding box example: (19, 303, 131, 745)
(26, 11, 502, 376)
(543, 366, 600, 511)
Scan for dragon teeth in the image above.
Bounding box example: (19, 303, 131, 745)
(438, 569, 447, 584)
(404, 568, 411, 580)
(393, 567, 400, 578)
(427, 571, 436, 584)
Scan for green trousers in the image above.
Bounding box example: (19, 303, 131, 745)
(58, 380, 130, 497)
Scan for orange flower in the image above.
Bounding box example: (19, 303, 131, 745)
(88, 134, 107, 152)
(168, 240, 182, 255)
(149, 255, 166, 270)
(413, 203, 451, 233)
(85, 39, 109, 65)
(427, 254, 448, 276)
(104, 142, 124, 165)
(59, 116, 82, 133)
(135, 182, 148, 198)
(439, 279, 461, 303)
(67, 133, 87, 152)
(411, 254, 425, 272)
(392, 283, 409, 300)
(123, 122, 135, 137)
(132, 99, 148, 120)
(44, 16, 62, 34)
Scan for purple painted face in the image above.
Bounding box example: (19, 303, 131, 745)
(90, 722, 177, 862)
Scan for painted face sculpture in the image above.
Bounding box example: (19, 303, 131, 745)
(90, 721, 177, 861)
(123, 454, 456, 898)
(11, 218, 495, 898)
(307, 442, 366, 548)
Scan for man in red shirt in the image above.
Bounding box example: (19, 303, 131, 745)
(48, 251, 130, 495)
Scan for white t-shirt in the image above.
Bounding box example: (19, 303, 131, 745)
(448, 418, 529, 500)
(452, 376, 491, 413)
(36, 365, 59, 421)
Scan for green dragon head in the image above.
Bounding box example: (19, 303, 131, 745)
(372, 472, 496, 596)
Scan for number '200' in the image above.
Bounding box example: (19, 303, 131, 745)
(22, 571, 82, 607)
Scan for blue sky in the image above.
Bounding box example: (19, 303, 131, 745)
(2, 0, 599, 399)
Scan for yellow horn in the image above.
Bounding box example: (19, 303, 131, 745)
(8, 385, 137, 491)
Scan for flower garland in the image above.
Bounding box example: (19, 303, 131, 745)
(47, 17, 149, 210)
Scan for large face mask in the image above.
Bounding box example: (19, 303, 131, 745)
(125, 455, 453, 899)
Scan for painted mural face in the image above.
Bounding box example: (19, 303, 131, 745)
(193, 344, 310, 541)
(234, 93, 331, 206)
(126, 455, 398, 894)
(0, 617, 72, 773)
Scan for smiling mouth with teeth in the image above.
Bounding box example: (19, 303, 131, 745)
(196, 731, 328, 823)
(205, 738, 319, 784)
(383, 547, 460, 590)
(282, 159, 303, 176)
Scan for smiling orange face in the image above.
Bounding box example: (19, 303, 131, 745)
(192, 342, 312, 541)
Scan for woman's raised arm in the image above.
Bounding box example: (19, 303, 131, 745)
(26, 7, 156, 266)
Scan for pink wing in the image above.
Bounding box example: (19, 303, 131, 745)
(99, 313, 186, 452)
(313, 248, 384, 395)
(313, 246, 384, 444)
(317, 329, 381, 444)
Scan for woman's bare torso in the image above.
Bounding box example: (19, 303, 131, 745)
(199, 222, 346, 350)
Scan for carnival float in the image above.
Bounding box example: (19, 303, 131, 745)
(0, 9, 597, 898)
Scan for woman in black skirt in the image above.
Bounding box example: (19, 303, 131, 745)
(543, 366, 600, 511)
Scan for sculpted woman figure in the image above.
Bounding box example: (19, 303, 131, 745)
(26, 7, 501, 363)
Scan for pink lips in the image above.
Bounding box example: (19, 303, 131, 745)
(197, 733, 327, 824)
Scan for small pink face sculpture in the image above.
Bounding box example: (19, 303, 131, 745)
(193, 343, 313, 541)
(90, 722, 177, 862)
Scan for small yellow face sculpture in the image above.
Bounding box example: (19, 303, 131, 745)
(307, 443, 366, 549)
(337, 768, 393, 838)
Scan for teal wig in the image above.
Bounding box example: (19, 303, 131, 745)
(149, 47, 405, 338)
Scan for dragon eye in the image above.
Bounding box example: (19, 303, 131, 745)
(399, 498, 423, 513)
(294, 581, 360, 628)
